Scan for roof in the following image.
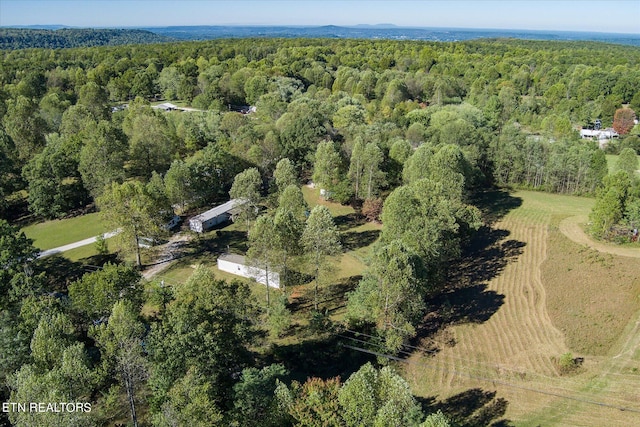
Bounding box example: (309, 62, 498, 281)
(218, 253, 246, 264)
(191, 199, 245, 222)
(153, 102, 178, 110)
(580, 128, 619, 139)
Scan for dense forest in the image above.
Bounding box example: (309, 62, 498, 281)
(0, 28, 172, 50)
(1, 37, 639, 426)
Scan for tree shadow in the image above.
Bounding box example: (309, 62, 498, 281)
(265, 333, 374, 383)
(471, 189, 523, 227)
(341, 229, 380, 251)
(421, 388, 513, 427)
(189, 229, 249, 255)
(416, 224, 525, 350)
(333, 212, 366, 232)
(35, 254, 86, 292)
(288, 275, 361, 314)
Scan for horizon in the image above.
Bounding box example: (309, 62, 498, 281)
(3, 23, 639, 39)
(1, 1, 639, 35)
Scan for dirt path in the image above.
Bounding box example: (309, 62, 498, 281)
(141, 233, 192, 280)
(559, 215, 640, 258)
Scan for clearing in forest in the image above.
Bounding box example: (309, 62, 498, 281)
(405, 190, 640, 426)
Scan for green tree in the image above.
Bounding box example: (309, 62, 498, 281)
(362, 142, 386, 199)
(247, 214, 279, 307)
(0, 219, 40, 309)
(68, 263, 143, 322)
(616, 147, 639, 177)
(153, 367, 224, 427)
(2, 95, 47, 162)
(231, 364, 288, 427)
(39, 92, 71, 132)
(78, 81, 109, 120)
(275, 376, 343, 427)
(381, 179, 481, 279)
(267, 293, 293, 338)
(164, 159, 194, 212)
(147, 266, 255, 411)
(421, 411, 452, 427)
(273, 157, 298, 194)
(273, 188, 307, 289)
(277, 184, 309, 221)
(348, 138, 366, 199)
(22, 133, 89, 218)
(275, 100, 328, 169)
(128, 113, 174, 179)
(589, 171, 632, 239)
(230, 167, 262, 231)
(91, 300, 147, 427)
(347, 241, 426, 353)
(98, 180, 164, 267)
(338, 363, 423, 427)
(302, 205, 342, 310)
(0, 128, 21, 218)
(9, 346, 96, 427)
(78, 120, 128, 198)
(312, 141, 343, 197)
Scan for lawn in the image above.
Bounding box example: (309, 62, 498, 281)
(21, 212, 110, 250)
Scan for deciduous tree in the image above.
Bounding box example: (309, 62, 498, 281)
(230, 167, 262, 231)
(613, 108, 636, 135)
(98, 180, 164, 267)
(301, 206, 341, 310)
(91, 300, 147, 427)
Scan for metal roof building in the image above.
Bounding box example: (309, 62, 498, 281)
(189, 199, 244, 233)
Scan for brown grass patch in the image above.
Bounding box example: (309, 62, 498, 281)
(543, 221, 640, 356)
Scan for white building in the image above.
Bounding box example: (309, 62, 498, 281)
(579, 128, 619, 140)
(217, 253, 280, 288)
(189, 199, 244, 233)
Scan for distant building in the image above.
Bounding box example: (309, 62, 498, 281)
(189, 199, 245, 233)
(153, 102, 179, 112)
(580, 128, 618, 141)
(217, 253, 280, 288)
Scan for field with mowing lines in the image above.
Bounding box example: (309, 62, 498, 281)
(405, 190, 640, 426)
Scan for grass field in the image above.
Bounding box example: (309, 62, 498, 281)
(404, 190, 640, 426)
(21, 212, 109, 250)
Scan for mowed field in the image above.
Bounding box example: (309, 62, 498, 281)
(405, 190, 640, 426)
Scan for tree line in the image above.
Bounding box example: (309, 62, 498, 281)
(0, 28, 172, 50)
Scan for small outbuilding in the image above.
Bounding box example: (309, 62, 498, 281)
(189, 199, 244, 233)
(217, 253, 280, 288)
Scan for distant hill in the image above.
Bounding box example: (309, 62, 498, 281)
(142, 25, 640, 47)
(0, 28, 173, 49)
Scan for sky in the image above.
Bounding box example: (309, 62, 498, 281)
(1, 0, 639, 34)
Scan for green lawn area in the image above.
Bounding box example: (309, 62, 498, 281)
(21, 212, 110, 250)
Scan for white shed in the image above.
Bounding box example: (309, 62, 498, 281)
(189, 199, 244, 233)
(217, 253, 280, 288)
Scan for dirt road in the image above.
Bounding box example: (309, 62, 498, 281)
(558, 215, 640, 258)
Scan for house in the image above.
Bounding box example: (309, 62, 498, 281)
(217, 253, 280, 288)
(579, 128, 619, 140)
(189, 199, 245, 233)
(153, 102, 179, 112)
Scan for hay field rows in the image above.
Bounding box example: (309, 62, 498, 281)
(406, 191, 640, 426)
